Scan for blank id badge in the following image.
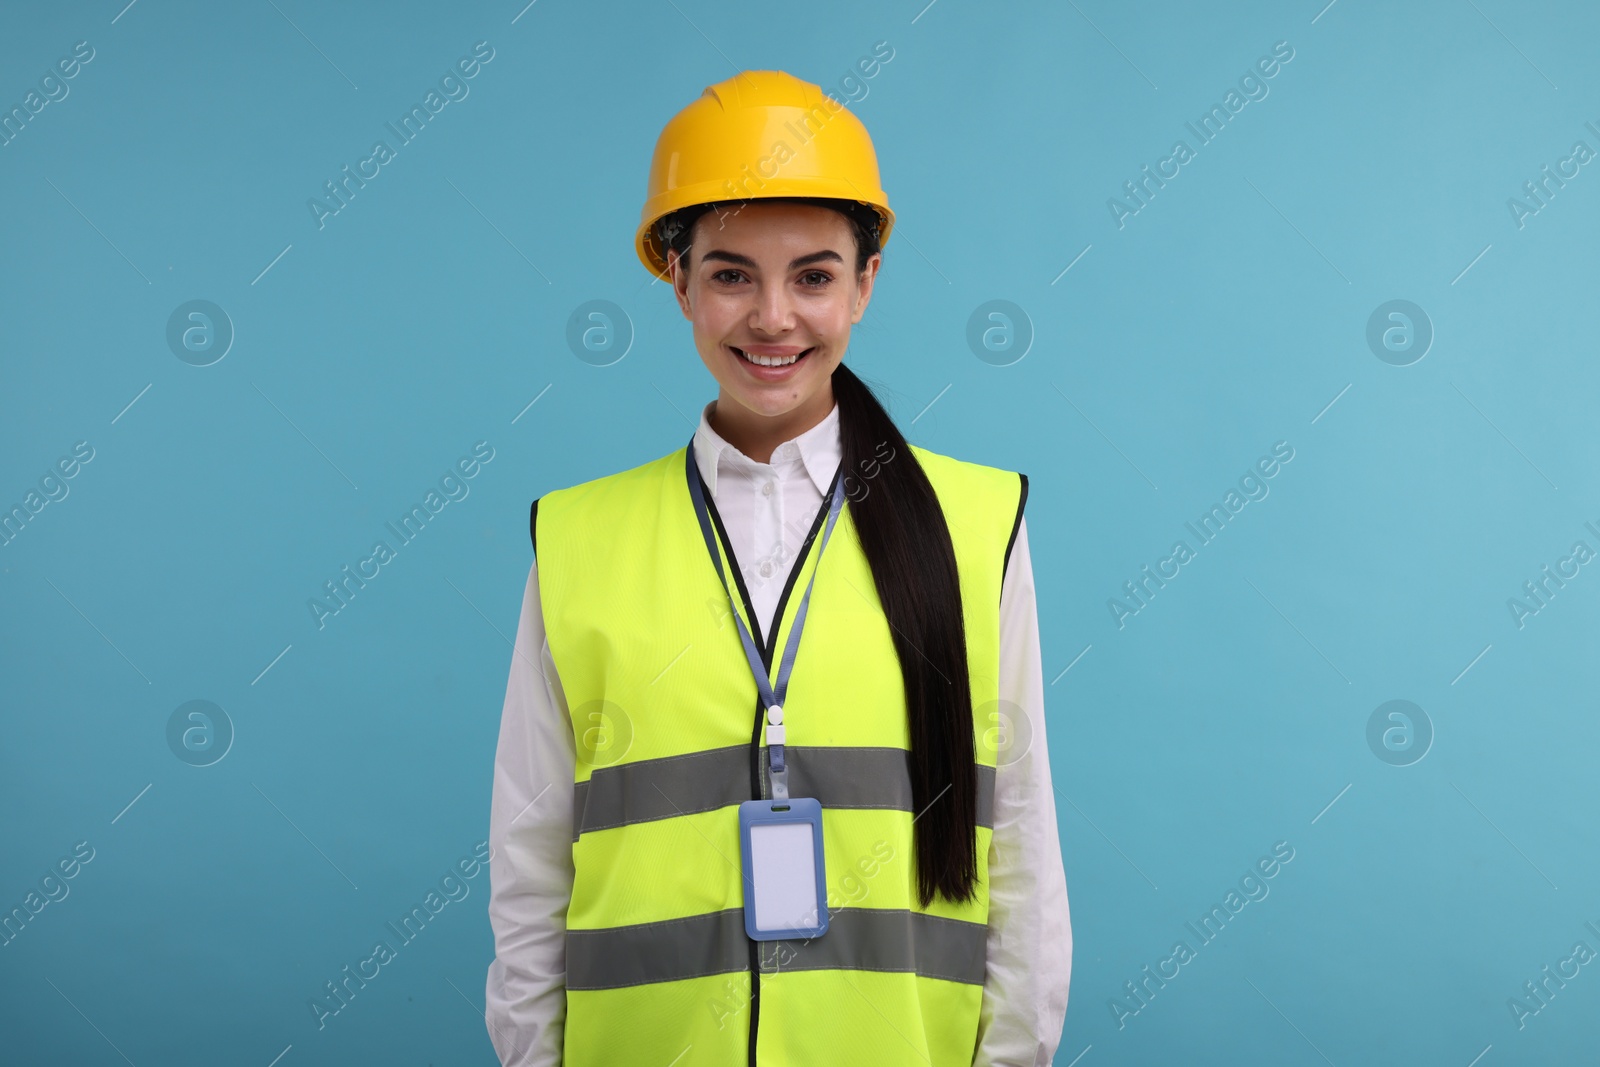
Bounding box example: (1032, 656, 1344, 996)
(738, 798, 829, 941)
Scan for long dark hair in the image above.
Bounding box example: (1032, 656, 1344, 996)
(655, 197, 979, 907)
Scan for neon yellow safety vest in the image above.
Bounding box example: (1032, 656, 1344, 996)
(531, 439, 1028, 1066)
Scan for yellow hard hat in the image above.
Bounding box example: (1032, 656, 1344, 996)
(635, 70, 895, 281)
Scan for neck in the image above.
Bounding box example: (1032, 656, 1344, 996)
(709, 384, 835, 464)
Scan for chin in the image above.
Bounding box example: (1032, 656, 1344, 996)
(727, 391, 807, 417)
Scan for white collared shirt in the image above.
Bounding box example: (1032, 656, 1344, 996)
(689, 398, 850, 636)
(485, 399, 1072, 1066)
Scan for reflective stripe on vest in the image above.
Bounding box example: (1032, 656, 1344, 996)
(535, 442, 1025, 1067)
(572, 745, 998, 839)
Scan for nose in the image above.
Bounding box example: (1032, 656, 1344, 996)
(749, 279, 793, 335)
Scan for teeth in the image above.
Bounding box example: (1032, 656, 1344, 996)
(738, 348, 803, 367)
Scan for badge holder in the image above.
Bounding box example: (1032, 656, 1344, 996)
(739, 795, 828, 941)
(739, 703, 829, 941)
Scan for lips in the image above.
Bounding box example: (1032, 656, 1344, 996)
(730, 345, 815, 373)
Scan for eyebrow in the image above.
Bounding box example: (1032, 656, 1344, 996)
(700, 249, 845, 270)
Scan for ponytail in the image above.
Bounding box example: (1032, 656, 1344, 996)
(833, 362, 979, 908)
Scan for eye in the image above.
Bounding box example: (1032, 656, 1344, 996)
(711, 269, 746, 285)
(799, 270, 832, 288)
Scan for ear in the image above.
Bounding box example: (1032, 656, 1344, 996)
(850, 253, 881, 324)
(669, 248, 693, 319)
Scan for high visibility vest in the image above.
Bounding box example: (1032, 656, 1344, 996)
(531, 439, 1028, 1066)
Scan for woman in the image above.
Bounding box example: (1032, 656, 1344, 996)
(485, 69, 1070, 1066)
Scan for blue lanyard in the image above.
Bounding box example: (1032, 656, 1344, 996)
(684, 439, 846, 801)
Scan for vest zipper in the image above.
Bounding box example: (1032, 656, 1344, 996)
(693, 461, 844, 1067)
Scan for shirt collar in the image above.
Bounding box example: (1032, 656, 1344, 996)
(692, 398, 841, 498)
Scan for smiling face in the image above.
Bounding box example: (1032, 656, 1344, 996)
(668, 200, 880, 461)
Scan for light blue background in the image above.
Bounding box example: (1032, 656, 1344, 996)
(3, 1, 1598, 1064)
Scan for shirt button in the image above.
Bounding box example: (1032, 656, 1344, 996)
(759, 560, 774, 578)
(762, 481, 775, 496)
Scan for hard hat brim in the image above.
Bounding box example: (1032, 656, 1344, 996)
(636, 178, 894, 282)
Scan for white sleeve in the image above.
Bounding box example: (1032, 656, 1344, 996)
(973, 517, 1073, 1067)
(485, 559, 576, 1066)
